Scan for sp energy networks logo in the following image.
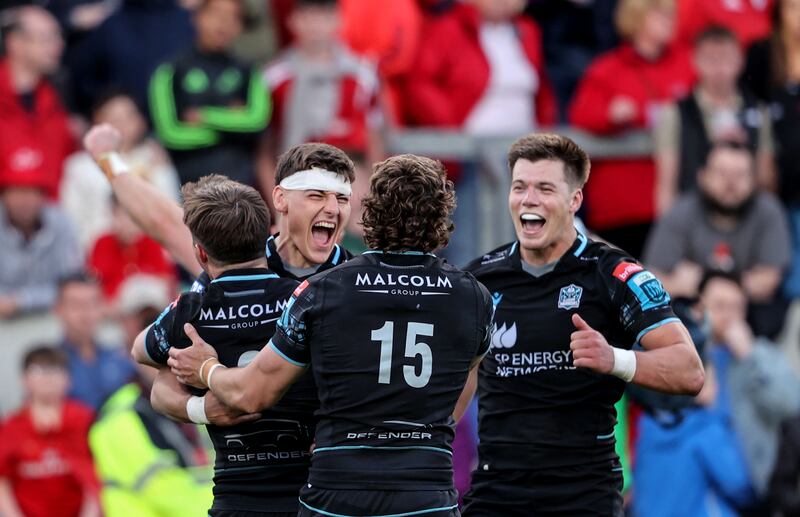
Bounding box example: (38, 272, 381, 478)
(490, 322, 517, 349)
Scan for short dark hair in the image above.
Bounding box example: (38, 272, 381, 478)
(90, 87, 137, 121)
(182, 174, 270, 265)
(275, 143, 355, 184)
(58, 272, 99, 298)
(198, 0, 254, 26)
(507, 133, 591, 188)
(704, 140, 754, 167)
(361, 155, 455, 253)
(23, 346, 68, 372)
(694, 25, 739, 47)
(698, 269, 742, 296)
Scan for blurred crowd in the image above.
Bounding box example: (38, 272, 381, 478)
(0, 0, 799, 515)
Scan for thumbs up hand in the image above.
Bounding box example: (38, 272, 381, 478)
(570, 313, 615, 374)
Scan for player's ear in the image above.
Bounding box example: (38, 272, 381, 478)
(194, 242, 209, 266)
(273, 186, 289, 215)
(570, 188, 583, 214)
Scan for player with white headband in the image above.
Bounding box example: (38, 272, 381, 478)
(84, 125, 358, 516)
(83, 123, 356, 282)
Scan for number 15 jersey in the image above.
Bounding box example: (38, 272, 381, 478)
(270, 251, 494, 491)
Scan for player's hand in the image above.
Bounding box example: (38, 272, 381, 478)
(83, 123, 122, 160)
(723, 319, 754, 360)
(168, 323, 219, 388)
(204, 392, 261, 426)
(570, 314, 615, 374)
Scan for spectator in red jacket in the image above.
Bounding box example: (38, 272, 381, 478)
(88, 197, 176, 302)
(403, 0, 557, 134)
(675, 0, 774, 50)
(0, 347, 100, 517)
(0, 6, 75, 200)
(569, 0, 695, 257)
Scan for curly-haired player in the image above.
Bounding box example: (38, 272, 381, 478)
(169, 154, 495, 517)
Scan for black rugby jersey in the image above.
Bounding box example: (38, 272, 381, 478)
(145, 268, 314, 512)
(188, 234, 352, 293)
(270, 251, 494, 490)
(465, 233, 679, 471)
(266, 234, 352, 281)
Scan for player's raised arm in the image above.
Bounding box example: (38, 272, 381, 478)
(169, 323, 306, 413)
(83, 124, 201, 277)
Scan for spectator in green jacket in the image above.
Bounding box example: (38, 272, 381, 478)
(149, 0, 270, 187)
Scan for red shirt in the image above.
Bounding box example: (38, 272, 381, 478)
(264, 48, 380, 155)
(88, 233, 177, 300)
(676, 0, 773, 50)
(0, 59, 75, 199)
(402, 4, 557, 128)
(0, 401, 98, 517)
(569, 44, 695, 230)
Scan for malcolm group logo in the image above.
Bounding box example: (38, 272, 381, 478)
(490, 321, 517, 349)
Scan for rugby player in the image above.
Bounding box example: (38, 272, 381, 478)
(82, 123, 354, 282)
(130, 175, 312, 516)
(461, 133, 705, 516)
(169, 155, 495, 517)
(83, 125, 357, 515)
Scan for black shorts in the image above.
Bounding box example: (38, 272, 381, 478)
(209, 511, 297, 517)
(298, 485, 460, 517)
(462, 459, 624, 517)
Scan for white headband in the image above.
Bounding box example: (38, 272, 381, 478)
(279, 167, 352, 196)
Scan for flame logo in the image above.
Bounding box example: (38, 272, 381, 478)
(490, 322, 517, 349)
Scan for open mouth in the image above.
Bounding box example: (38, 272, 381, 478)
(520, 213, 546, 233)
(311, 221, 336, 247)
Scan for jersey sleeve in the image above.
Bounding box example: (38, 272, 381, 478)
(474, 280, 495, 359)
(607, 259, 680, 346)
(270, 280, 316, 367)
(144, 291, 204, 365)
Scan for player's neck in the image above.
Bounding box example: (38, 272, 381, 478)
(519, 226, 577, 267)
(206, 257, 269, 279)
(274, 224, 320, 269)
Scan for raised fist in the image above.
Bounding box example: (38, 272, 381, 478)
(83, 123, 122, 159)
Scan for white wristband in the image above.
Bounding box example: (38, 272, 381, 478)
(186, 395, 209, 425)
(206, 363, 226, 391)
(97, 152, 130, 179)
(611, 347, 637, 382)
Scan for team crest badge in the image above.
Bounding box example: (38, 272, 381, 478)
(558, 284, 583, 310)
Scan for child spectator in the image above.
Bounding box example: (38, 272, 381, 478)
(87, 198, 177, 302)
(56, 274, 136, 410)
(0, 347, 100, 517)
